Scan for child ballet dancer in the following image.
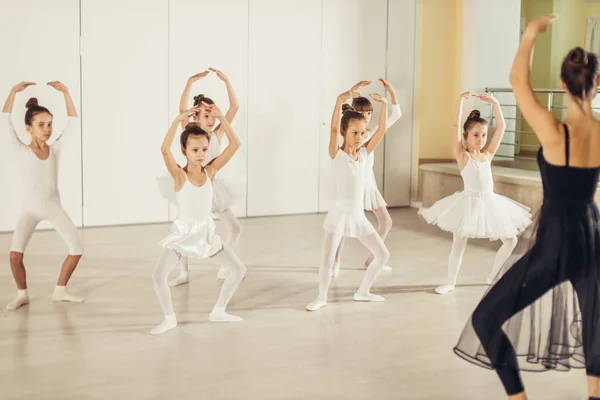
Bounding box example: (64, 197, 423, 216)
(168, 68, 244, 287)
(306, 81, 391, 311)
(455, 15, 600, 400)
(151, 103, 246, 335)
(2, 81, 84, 310)
(419, 91, 531, 295)
(330, 78, 402, 277)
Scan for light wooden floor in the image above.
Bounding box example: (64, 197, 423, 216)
(0, 209, 586, 399)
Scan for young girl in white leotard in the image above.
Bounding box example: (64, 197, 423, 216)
(151, 103, 246, 335)
(306, 80, 391, 311)
(2, 81, 84, 310)
(167, 68, 244, 286)
(330, 78, 402, 277)
(419, 92, 531, 294)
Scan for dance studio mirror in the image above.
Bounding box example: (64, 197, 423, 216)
(517, 0, 600, 162)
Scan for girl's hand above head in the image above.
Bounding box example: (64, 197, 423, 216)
(210, 105, 225, 120)
(176, 106, 201, 122)
(12, 82, 36, 93)
(369, 93, 387, 104)
(209, 67, 229, 83)
(338, 80, 371, 102)
(48, 81, 77, 117)
(338, 90, 360, 102)
(47, 81, 69, 93)
(459, 91, 477, 100)
(378, 78, 394, 93)
(350, 80, 371, 92)
(188, 71, 210, 83)
(478, 94, 499, 104)
(199, 101, 214, 112)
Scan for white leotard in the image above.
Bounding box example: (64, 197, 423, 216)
(1, 112, 82, 254)
(159, 170, 223, 258)
(323, 147, 376, 237)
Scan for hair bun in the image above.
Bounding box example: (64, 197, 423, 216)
(342, 103, 355, 114)
(560, 47, 598, 100)
(467, 109, 481, 120)
(567, 47, 588, 67)
(193, 94, 206, 102)
(25, 97, 39, 109)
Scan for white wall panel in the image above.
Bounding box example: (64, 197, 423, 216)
(246, 0, 322, 216)
(81, 0, 169, 226)
(385, 0, 418, 207)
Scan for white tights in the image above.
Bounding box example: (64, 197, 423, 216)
(306, 232, 390, 311)
(169, 209, 243, 286)
(332, 206, 392, 274)
(151, 243, 246, 334)
(435, 234, 518, 294)
(11, 206, 83, 255)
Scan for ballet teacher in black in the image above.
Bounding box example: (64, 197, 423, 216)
(454, 15, 600, 400)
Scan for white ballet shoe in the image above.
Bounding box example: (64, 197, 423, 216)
(6, 290, 29, 310)
(150, 315, 177, 335)
(169, 273, 190, 287)
(364, 262, 393, 272)
(353, 292, 385, 302)
(306, 297, 328, 311)
(52, 286, 84, 303)
(209, 307, 242, 322)
(434, 284, 455, 295)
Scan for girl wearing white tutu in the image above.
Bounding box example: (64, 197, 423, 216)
(419, 91, 531, 295)
(151, 104, 246, 335)
(159, 68, 244, 286)
(330, 78, 402, 277)
(306, 80, 390, 311)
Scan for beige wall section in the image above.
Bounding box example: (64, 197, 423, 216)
(550, 0, 586, 87)
(520, 0, 554, 152)
(417, 0, 462, 160)
(411, 0, 463, 201)
(549, 0, 588, 120)
(524, 0, 554, 89)
(588, 3, 600, 16)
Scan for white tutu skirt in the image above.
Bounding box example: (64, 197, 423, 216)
(212, 173, 244, 214)
(418, 191, 532, 240)
(159, 219, 223, 258)
(364, 173, 387, 211)
(323, 209, 376, 237)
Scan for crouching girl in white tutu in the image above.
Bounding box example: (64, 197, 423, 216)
(151, 104, 246, 335)
(419, 91, 531, 294)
